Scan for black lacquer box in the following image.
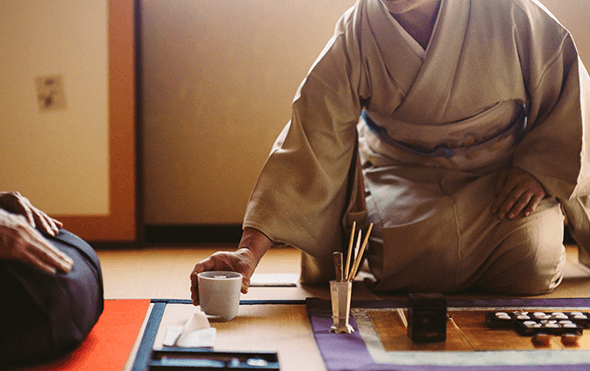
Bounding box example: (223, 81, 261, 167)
(407, 293, 447, 343)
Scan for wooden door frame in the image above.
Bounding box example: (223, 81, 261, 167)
(54, 0, 141, 245)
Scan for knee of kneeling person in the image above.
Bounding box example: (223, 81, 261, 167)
(505, 242, 566, 295)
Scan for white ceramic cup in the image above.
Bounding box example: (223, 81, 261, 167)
(197, 271, 242, 321)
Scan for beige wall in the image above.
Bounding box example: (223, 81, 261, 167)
(142, 0, 589, 226)
(541, 0, 590, 70)
(141, 0, 356, 224)
(0, 0, 110, 215)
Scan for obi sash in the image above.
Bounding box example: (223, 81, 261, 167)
(359, 101, 528, 172)
(362, 102, 527, 159)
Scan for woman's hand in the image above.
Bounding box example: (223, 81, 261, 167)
(190, 228, 272, 306)
(0, 209, 73, 274)
(0, 192, 62, 236)
(491, 167, 546, 220)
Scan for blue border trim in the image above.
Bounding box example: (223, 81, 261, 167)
(131, 301, 166, 371)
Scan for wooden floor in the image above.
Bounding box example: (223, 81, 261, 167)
(96, 244, 590, 301)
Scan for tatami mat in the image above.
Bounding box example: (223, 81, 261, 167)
(96, 245, 590, 301)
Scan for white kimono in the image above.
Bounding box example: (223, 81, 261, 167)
(243, 0, 590, 294)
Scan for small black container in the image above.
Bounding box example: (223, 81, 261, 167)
(407, 293, 447, 343)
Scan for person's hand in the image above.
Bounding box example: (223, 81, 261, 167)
(0, 209, 73, 274)
(190, 228, 272, 306)
(190, 248, 257, 306)
(491, 167, 546, 220)
(0, 192, 62, 236)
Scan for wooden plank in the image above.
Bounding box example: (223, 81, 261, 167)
(367, 308, 590, 352)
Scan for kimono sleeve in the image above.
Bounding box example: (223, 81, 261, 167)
(512, 12, 590, 201)
(243, 8, 368, 282)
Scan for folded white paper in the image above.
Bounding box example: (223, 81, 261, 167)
(163, 326, 183, 347)
(163, 310, 215, 348)
(176, 327, 216, 348)
(184, 311, 211, 332)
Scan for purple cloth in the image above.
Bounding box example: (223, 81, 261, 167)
(306, 297, 590, 371)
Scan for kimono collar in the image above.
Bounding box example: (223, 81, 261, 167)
(386, 11, 427, 60)
(365, 0, 471, 122)
(365, 0, 423, 95)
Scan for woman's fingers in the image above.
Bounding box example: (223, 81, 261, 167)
(492, 167, 546, 220)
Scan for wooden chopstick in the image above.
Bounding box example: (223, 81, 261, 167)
(347, 223, 373, 282)
(344, 221, 356, 281)
(397, 308, 408, 328)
